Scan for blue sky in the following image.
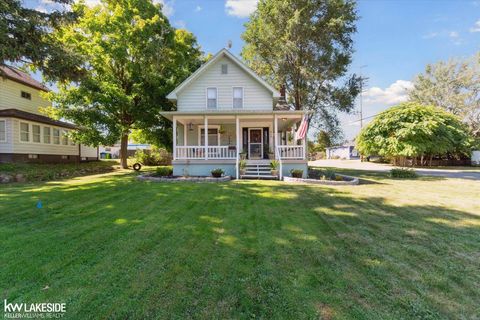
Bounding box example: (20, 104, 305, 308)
(31, 0, 480, 140)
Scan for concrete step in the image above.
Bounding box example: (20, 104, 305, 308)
(241, 174, 278, 180)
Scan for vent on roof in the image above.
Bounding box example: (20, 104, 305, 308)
(221, 64, 228, 74)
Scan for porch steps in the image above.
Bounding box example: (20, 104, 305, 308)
(241, 162, 278, 180)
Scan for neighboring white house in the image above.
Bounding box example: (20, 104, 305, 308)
(326, 145, 359, 160)
(0, 66, 98, 163)
(160, 48, 309, 179)
(99, 143, 151, 159)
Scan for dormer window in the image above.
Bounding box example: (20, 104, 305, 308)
(221, 64, 228, 74)
(21, 91, 31, 100)
(207, 88, 217, 109)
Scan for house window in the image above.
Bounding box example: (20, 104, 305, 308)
(200, 128, 219, 146)
(53, 128, 60, 144)
(207, 88, 217, 109)
(221, 64, 228, 74)
(233, 87, 243, 108)
(70, 137, 76, 146)
(21, 91, 32, 100)
(61, 155, 69, 160)
(20, 122, 29, 142)
(43, 127, 51, 144)
(32, 124, 41, 143)
(28, 154, 38, 159)
(0, 120, 5, 142)
(61, 130, 68, 145)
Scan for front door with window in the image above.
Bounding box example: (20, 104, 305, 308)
(248, 128, 263, 159)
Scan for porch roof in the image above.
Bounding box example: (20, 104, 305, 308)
(159, 110, 309, 121)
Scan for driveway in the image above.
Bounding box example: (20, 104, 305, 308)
(309, 159, 480, 180)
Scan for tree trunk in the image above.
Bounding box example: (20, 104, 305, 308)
(120, 131, 129, 169)
(429, 154, 433, 167)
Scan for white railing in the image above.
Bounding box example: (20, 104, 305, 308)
(275, 146, 283, 180)
(175, 146, 236, 160)
(277, 145, 305, 159)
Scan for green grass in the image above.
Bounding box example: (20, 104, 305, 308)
(1, 170, 479, 319)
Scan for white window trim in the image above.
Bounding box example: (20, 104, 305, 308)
(232, 86, 244, 109)
(0, 120, 6, 142)
(198, 125, 221, 146)
(20, 122, 30, 143)
(32, 124, 41, 143)
(206, 87, 218, 109)
(53, 127, 61, 145)
(43, 126, 51, 144)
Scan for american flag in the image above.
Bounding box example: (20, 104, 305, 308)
(295, 113, 311, 140)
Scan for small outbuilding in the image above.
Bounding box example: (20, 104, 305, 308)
(326, 145, 359, 160)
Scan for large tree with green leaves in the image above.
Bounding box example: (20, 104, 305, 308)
(47, 0, 203, 168)
(0, 0, 83, 80)
(356, 102, 473, 166)
(241, 0, 361, 134)
(409, 54, 480, 138)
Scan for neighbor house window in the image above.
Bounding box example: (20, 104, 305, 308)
(32, 124, 41, 143)
(61, 130, 68, 145)
(20, 122, 29, 142)
(233, 87, 243, 108)
(207, 88, 217, 109)
(221, 64, 228, 74)
(0, 120, 6, 142)
(21, 91, 32, 100)
(43, 127, 51, 144)
(53, 128, 60, 144)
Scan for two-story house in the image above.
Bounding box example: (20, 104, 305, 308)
(0, 66, 98, 163)
(160, 49, 308, 179)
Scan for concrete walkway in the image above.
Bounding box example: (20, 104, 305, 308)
(309, 159, 480, 180)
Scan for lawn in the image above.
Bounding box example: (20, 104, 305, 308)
(1, 170, 479, 319)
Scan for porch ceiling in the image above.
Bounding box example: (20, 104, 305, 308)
(159, 110, 308, 122)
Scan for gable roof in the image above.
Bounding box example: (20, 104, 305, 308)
(0, 65, 49, 92)
(166, 48, 280, 100)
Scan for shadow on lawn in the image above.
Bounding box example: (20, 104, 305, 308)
(1, 174, 478, 319)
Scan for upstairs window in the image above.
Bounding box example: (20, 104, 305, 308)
(233, 87, 243, 108)
(207, 88, 217, 109)
(20, 122, 29, 142)
(0, 120, 6, 142)
(32, 124, 41, 143)
(21, 91, 31, 100)
(43, 127, 51, 144)
(221, 64, 228, 74)
(53, 128, 60, 144)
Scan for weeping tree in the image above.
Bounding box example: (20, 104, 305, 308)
(47, 0, 203, 168)
(241, 0, 361, 135)
(356, 103, 473, 166)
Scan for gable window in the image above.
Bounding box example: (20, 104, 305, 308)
(53, 128, 60, 144)
(61, 130, 68, 145)
(43, 127, 51, 144)
(20, 122, 29, 142)
(32, 124, 41, 143)
(221, 64, 228, 74)
(233, 87, 243, 108)
(21, 91, 31, 100)
(0, 120, 6, 142)
(207, 88, 217, 109)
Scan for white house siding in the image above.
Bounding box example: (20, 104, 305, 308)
(11, 119, 78, 155)
(176, 56, 273, 111)
(0, 118, 14, 153)
(0, 78, 49, 115)
(80, 144, 98, 158)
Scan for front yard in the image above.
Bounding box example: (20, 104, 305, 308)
(1, 170, 479, 319)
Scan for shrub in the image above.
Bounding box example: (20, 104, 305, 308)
(154, 166, 173, 177)
(290, 169, 303, 178)
(390, 168, 418, 179)
(211, 168, 224, 178)
(270, 160, 279, 170)
(132, 147, 172, 166)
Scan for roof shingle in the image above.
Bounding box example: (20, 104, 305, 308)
(0, 65, 49, 92)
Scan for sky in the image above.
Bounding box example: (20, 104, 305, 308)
(30, 0, 480, 141)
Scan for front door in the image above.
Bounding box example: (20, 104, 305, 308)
(248, 128, 263, 159)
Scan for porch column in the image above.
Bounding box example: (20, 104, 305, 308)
(204, 116, 208, 160)
(274, 114, 278, 158)
(172, 116, 177, 160)
(183, 122, 187, 146)
(236, 116, 240, 179)
(303, 135, 307, 160)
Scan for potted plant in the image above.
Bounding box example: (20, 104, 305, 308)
(240, 152, 247, 160)
(239, 160, 247, 175)
(211, 168, 224, 178)
(270, 160, 279, 176)
(290, 169, 303, 178)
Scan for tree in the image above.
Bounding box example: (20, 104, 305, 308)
(241, 0, 361, 133)
(316, 130, 333, 151)
(409, 54, 480, 138)
(0, 0, 83, 80)
(356, 102, 473, 166)
(47, 0, 203, 168)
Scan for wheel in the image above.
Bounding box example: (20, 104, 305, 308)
(133, 163, 142, 171)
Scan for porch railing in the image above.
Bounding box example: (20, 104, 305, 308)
(277, 145, 304, 159)
(175, 146, 236, 160)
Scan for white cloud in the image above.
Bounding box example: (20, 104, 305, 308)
(362, 80, 413, 106)
(35, 5, 49, 13)
(174, 20, 186, 29)
(449, 31, 459, 38)
(225, 0, 258, 18)
(470, 20, 480, 32)
(195, 5, 202, 12)
(155, 0, 175, 16)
